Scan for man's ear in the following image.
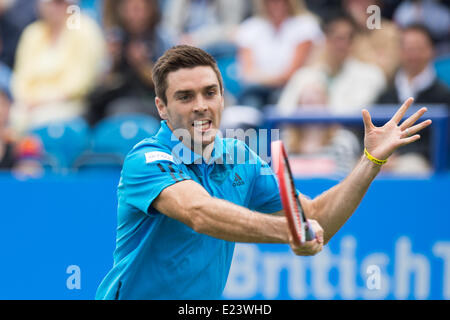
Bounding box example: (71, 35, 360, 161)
(155, 96, 168, 120)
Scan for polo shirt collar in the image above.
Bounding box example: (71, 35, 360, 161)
(155, 120, 225, 165)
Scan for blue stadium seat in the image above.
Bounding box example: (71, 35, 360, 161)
(31, 117, 90, 172)
(216, 55, 242, 99)
(434, 55, 450, 87)
(74, 114, 160, 171)
(92, 113, 160, 156)
(78, 0, 103, 23)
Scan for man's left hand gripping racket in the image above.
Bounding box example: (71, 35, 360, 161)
(271, 140, 315, 245)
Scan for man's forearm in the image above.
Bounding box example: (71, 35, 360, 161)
(192, 198, 289, 244)
(309, 155, 381, 243)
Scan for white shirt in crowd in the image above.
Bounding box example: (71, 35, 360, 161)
(235, 14, 324, 80)
(277, 58, 387, 114)
(395, 64, 437, 103)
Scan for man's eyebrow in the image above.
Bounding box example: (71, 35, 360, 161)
(203, 84, 219, 91)
(173, 89, 193, 97)
(173, 84, 219, 97)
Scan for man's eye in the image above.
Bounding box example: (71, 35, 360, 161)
(206, 90, 216, 97)
(179, 95, 190, 101)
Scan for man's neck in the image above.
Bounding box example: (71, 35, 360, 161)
(182, 140, 215, 163)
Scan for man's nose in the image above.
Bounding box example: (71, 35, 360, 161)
(192, 96, 208, 112)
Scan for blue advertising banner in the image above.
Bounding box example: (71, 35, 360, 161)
(0, 171, 449, 300)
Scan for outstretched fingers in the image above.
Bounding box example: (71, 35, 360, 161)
(392, 97, 414, 124)
(400, 107, 428, 130)
(401, 119, 432, 138)
(399, 134, 421, 147)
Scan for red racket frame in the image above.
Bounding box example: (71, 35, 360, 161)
(271, 140, 312, 245)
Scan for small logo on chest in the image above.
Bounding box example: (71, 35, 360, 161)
(232, 173, 245, 187)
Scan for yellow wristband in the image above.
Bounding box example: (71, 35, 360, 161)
(364, 148, 387, 166)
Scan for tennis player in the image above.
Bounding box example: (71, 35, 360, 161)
(96, 45, 431, 300)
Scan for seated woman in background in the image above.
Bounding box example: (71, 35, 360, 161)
(162, 0, 249, 57)
(235, 0, 323, 109)
(10, 0, 106, 134)
(277, 10, 386, 176)
(343, 0, 401, 82)
(86, 0, 173, 126)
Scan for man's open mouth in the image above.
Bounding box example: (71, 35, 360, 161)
(192, 120, 212, 132)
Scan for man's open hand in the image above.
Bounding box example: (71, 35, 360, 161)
(362, 97, 432, 161)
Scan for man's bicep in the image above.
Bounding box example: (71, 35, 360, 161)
(152, 179, 211, 227)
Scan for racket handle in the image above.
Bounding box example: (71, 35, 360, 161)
(305, 222, 316, 241)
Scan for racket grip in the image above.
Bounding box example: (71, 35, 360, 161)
(305, 222, 316, 241)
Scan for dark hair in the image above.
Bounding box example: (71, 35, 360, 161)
(152, 45, 224, 105)
(103, 0, 161, 32)
(402, 23, 435, 47)
(320, 9, 357, 35)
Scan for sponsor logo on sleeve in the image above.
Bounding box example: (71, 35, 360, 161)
(145, 151, 174, 164)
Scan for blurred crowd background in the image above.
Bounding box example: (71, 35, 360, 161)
(0, 0, 449, 178)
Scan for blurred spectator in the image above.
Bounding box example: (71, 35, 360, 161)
(0, 0, 38, 68)
(87, 0, 171, 125)
(10, 0, 106, 134)
(277, 10, 386, 174)
(0, 80, 43, 177)
(377, 25, 450, 111)
(11, 134, 44, 178)
(376, 24, 450, 174)
(0, 86, 14, 169)
(304, 0, 341, 19)
(0, 40, 12, 97)
(235, 0, 323, 109)
(278, 10, 386, 115)
(343, 0, 401, 82)
(393, 0, 450, 56)
(163, 0, 249, 57)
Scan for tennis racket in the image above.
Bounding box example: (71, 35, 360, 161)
(271, 140, 315, 245)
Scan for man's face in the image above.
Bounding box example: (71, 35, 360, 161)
(264, 0, 290, 24)
(119, 0, 153, 35)
(401, 30, 434, 76)
(344, 0, 375, 27)
(38, 0, 68, 27)
(326, 20, 354, 62)
(156, 66, 224, 149)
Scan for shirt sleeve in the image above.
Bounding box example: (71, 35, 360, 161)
(290, 15, 324, 44)
(245, 142, 304, 214)
(232, 139, 280, 214)
(121, 146, 192, 215)
(235, 18, 259, 49)
(247, 160, 284, 214)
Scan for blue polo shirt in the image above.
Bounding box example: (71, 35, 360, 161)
(95, 121, 283, 300)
